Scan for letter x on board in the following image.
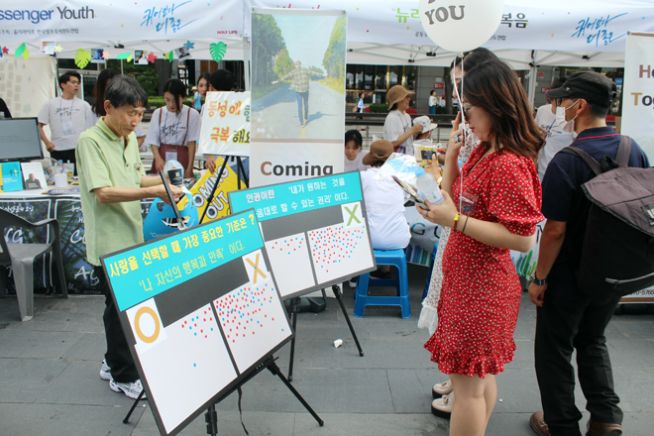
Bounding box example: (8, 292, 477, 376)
(344, 204, 361, 226)
(245, 252, 267, 284)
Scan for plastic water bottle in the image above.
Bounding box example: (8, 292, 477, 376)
(416, 168, 443, 205)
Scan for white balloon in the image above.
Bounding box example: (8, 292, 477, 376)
(419, 0, 505, 53)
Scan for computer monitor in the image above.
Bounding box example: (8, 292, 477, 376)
(0, 118, 44, 161)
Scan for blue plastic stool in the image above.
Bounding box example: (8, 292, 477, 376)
(354, 249, 410, 319)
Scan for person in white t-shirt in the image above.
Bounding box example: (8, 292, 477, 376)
(38, 71, 96, 172)
(344, 129, 368, 172)
(360, 140, 410, 250)
(428, 90, 438, 115)
(146, 79, 201, 178)
(535, 78, 576, 179)
(384, 85, 422, 157)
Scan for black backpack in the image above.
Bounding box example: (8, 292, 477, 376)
(562, 136, 654, 296)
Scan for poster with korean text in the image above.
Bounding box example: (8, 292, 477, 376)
(198, 92, 250, 157)
(102, 210, 291, 436)
(229, 172, 375, 299)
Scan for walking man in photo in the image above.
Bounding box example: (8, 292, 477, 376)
(279, 60, 311, 127)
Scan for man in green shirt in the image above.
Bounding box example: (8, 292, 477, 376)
(76, 76, 182, 399)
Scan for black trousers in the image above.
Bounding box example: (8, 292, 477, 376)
(95, 267, 139, 383)
(50, 149, 77, 175)
(535, 263, 623, 436)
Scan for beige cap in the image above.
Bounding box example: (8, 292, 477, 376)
(413, 116, 437, 133)
(363, 140, 394, 166)
(386, 85, 415, 109)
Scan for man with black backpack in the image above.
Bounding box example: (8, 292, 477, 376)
(528, 72, 650, 436)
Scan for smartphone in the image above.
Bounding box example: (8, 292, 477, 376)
(392, 175, 428, 209)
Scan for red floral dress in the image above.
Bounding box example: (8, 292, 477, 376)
(424, 145, 543, 377)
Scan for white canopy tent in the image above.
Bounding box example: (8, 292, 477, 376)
(1, 0, 652, 66)
(1, 0, 653, 107)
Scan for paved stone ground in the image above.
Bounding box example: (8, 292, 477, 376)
(1, 265, 653, 436)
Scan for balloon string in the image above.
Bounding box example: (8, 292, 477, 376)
(451, 51, 465, 213)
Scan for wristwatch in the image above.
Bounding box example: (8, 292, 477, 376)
(532, 274, 547, 286)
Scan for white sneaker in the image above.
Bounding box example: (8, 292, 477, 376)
(431, 392, 454, 419)
(99, 359, 112, 381)
(109, 378, 145, 400)
(432, 378, 453, 398)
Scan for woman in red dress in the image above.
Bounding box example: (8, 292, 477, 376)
(418, 59, 545, 435)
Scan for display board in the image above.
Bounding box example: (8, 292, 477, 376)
(229, 172, 375, 299)
(102, 210, 292, 436)
(198, 92, 251, 157)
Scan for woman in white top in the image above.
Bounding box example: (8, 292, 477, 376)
(360, 140, 410, 250)
(146, 79, 201, 177)
(383, 85, 422, 157)
(428, 90, 438, 115)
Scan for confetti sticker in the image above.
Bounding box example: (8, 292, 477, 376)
(214, 277, 290, 372)
(179, 306, 221, 342)
(308, 218, 374, 283)
(265, 233, 315, 297)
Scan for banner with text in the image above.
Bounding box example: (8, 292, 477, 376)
(0, 1, 243, 44)
(229, 172, 375, 299)
(249, 8, 345, 186)
(198, 91, 250, 157)
(621, 33, 654, 161)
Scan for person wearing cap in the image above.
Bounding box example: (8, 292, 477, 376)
(534, 77, 576, 180)
(383, 84, 423, 156)
(359, 140, 410, 250)
(528, 71, 649, 436)
(413, 115, 437, 141)
(412, 115, 439, 168)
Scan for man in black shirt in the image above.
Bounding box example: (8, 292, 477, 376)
(528, 72, 649, 436)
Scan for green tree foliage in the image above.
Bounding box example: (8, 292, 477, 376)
(273, 48, 294, 79)
(307, 66, 326, 80)
(322, 16, 346, 81)
(252, 14, 286, 87)
(105, 60, 159, 98)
